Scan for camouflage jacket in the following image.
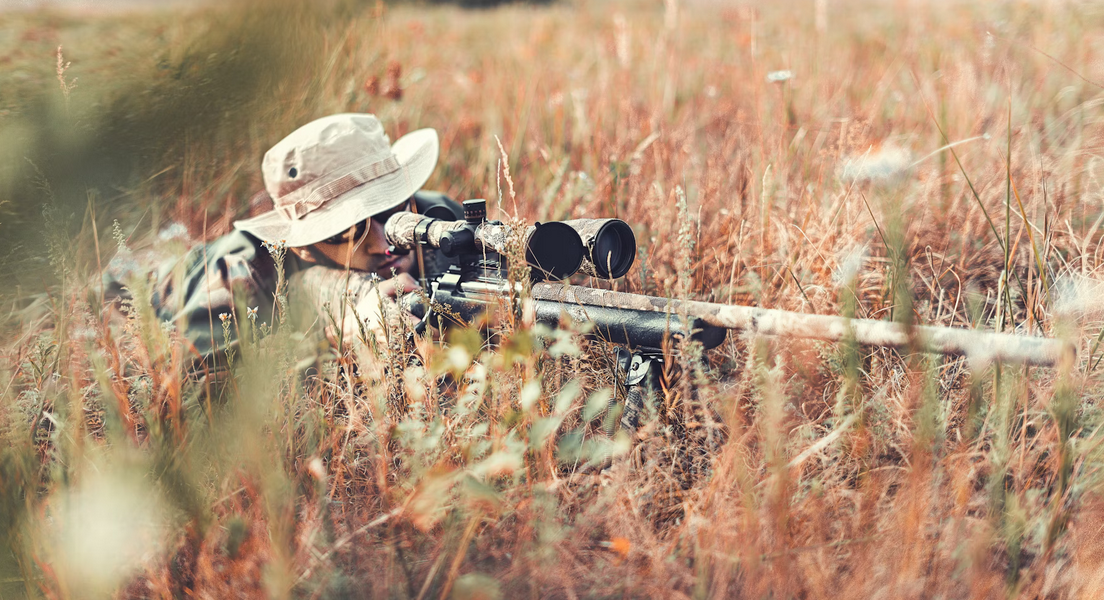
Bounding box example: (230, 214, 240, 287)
(103, 192, 459, 359)
(104, 229, 298, 357)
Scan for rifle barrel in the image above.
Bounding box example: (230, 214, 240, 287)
(530, 283, 1075, 367)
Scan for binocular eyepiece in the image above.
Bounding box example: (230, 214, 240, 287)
(383, 199, 637, 281)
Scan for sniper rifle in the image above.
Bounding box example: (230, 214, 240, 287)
(385, 199, 1075, 431)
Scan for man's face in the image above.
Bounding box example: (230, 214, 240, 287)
(298, 202, 414, 276)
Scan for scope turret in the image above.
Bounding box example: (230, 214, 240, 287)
(463, 199, 487, 224)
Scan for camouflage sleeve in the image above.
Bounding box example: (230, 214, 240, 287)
(154, 232, 278, 358)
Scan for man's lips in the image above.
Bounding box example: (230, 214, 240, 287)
(376, 255, 403, 273)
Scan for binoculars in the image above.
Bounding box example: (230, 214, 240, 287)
(384, 199, 636, 281)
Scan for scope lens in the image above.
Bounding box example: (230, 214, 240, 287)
(590, 220, 635, 279)
(593, 231, 622, 277)
(526, 222, 584, 280)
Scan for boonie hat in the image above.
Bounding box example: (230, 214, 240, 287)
(234, 113, 438, 247)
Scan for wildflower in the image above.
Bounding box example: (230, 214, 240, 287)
(219, 312, 230, 323)
(601, 537, 632, 560)
(105, 252, 140, 280)
(157, 222, 190, 242)
(247, 306, 258, 322)
(767, 70, 793, 83)
(365, 75, 380, 96)
(262, 239, 288, 259)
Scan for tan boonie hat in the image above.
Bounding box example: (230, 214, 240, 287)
(234, 113, 438, 247)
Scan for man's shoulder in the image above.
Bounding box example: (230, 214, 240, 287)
(206, 230, 267, 257)
(161, 230, 282, 294)
(175, 230, 274, 272)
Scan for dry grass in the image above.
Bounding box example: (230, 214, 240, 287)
(4, 0, 1104, 597)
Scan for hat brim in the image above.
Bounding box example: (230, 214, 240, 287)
(233, 128, 439, 247)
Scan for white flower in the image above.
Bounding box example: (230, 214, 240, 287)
(247, 306, 258, 322)
(261, 240, 287, 256)
(767, 70, 793, 83)
(157, 222, 190, 242)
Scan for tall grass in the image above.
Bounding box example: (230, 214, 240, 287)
(3, 0, 1104, 597)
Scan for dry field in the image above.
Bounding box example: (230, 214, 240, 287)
(3, 0, 1104, 597)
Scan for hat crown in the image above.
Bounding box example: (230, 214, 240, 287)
(235, 113, 439, 247)
(262, 113, 393, 207)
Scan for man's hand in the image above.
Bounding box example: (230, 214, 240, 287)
(293, 266, 423, 351)
(375, 272, 421, 302)
(331, 272, 421, 348)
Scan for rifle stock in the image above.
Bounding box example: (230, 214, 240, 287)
(529, 283, 1075, 367)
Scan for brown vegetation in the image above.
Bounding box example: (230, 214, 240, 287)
(3, 0, 1104, 597)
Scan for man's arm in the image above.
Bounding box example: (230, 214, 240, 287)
(291, 267, 420, 348)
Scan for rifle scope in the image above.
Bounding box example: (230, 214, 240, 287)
(383, 199, 637, 281)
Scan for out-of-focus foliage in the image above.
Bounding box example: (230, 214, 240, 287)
(389, 0, 556, 6)
(0, 0, 336, 294)
(4, 0, 1104, 598)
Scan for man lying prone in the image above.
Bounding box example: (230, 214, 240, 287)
(105, 113, 458, 358)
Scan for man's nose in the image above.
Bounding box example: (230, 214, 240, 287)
(363, 218, 391, 254)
